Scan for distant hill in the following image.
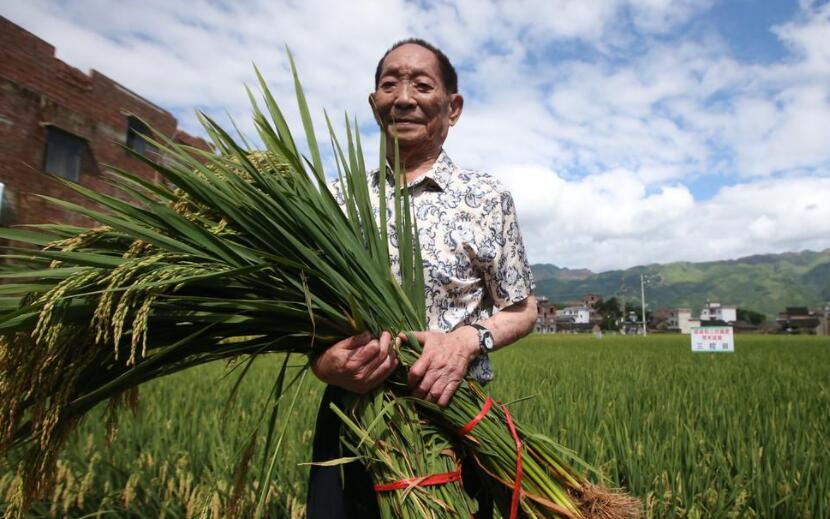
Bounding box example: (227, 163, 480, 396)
(532, 249, 830, 317)
(531, 264, 593, 282)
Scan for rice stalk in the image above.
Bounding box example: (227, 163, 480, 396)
(0, 50, 639, 518)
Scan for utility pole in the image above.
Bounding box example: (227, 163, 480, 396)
(616, 282, 630, 332)
(640, 273, 647, 336)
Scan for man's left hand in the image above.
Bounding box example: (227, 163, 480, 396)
(405, 327, 479, 407)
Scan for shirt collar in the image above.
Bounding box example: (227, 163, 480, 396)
(374, 150, 455, 192)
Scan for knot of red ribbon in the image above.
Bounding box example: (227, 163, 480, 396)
(375, 396, 524, 519)
(373, 467, 462, 492)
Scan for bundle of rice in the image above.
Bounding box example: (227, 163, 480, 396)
(0, 54, 640, 518)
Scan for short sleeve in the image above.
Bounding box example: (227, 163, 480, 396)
(479, 190, 535, 308)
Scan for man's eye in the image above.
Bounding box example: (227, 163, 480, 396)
(380, 81, 397, 90)
(415, 83, 433, 92)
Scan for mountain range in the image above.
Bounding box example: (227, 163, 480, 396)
(531, 249, 830, 318)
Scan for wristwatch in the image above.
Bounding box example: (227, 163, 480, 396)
(470, 323, 494, 355)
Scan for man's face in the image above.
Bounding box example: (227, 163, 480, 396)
(371, 44, 463, 154)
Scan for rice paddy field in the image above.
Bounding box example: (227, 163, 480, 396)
(2, 334, 828, 518)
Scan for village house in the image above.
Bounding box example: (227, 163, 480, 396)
(0, 17, 208, 231)
(655, 307, 697, 334)
(654, 302, 738, 334)
(582, 293, 602, 308)
(535, 296, 557, 333)
(553, 305, 595, 333)
(700, 302, 737, 323)
(558, 306, 591, 324)
(535, 294, 611, 334)
(777, 306, 827, 335)
(619, 312, 644, 335)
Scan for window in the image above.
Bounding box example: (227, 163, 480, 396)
(126, 116, 157, 157)
(43, 126, 86, 182)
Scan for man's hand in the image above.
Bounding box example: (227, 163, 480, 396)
(405, 327, 479, 407)
(311, 331, 398, 394)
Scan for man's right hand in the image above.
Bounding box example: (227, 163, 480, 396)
(310, 331, 398, 394)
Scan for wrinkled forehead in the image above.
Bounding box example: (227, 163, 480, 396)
(378, 44, 442, 80)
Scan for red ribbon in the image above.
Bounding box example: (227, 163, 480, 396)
(373, 468, 462, 492)
(458, 396, 524, 519)
(501, 402, 523, 519)
(458, 397, 494, 436)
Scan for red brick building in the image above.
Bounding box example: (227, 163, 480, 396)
(535, 296, 557, 333)
(0, 17, 208, 229)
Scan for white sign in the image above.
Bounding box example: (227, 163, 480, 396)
(691, 326, 734, 352)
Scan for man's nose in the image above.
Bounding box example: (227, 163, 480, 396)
(394, 82, 416, 109)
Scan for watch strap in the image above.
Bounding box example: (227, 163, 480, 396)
(470, 323, 488, 333)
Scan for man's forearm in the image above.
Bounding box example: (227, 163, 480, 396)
(483, 294, 538, 351)
(450, 294, 538, 353)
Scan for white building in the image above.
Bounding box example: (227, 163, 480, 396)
(557, 306, 591, 324)
(700, 302, 737, 323)
(665, 308, 694, 334)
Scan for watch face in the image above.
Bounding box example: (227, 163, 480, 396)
(481, 330, 494, 351)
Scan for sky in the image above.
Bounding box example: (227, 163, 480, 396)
(3, 0, 830, 271)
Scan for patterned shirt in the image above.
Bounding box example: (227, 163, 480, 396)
(331, 151, 534, 382)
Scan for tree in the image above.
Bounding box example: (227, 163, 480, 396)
(594, 297, 622, 330)
(737, 308, 766, 325)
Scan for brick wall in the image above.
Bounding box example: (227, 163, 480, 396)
(0, 16, 209, 230)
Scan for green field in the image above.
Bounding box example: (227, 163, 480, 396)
(2, 335, 828, 518)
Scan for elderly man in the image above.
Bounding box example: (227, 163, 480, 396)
(307, 38, 537, 518)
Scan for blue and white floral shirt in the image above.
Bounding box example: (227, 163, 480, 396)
(331, 151, 534, 382)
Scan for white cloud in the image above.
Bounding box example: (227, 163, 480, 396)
(773, 0, 830, 78)
(494, 166, 830, 270)
(727, 84, 830, 176)
(627, 0, 715, 34)
(3, 0, 830, 270)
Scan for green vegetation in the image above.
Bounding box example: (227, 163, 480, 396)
(2, 334, 828, 518)
(736, 308, 766, 325)
(0, 56, 598, 517)
(533, 248, 830, 317)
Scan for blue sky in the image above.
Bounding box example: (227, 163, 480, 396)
(3, 0, 830, 270)
(708, 1, 799, 63)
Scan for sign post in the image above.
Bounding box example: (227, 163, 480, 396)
(691, 326, 734, 352)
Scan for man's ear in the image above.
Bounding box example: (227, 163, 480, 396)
(368, 93, 382, 126)
(448, 93, 464, 126)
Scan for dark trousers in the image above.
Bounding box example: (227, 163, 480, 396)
(306, 385, 494, 519)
